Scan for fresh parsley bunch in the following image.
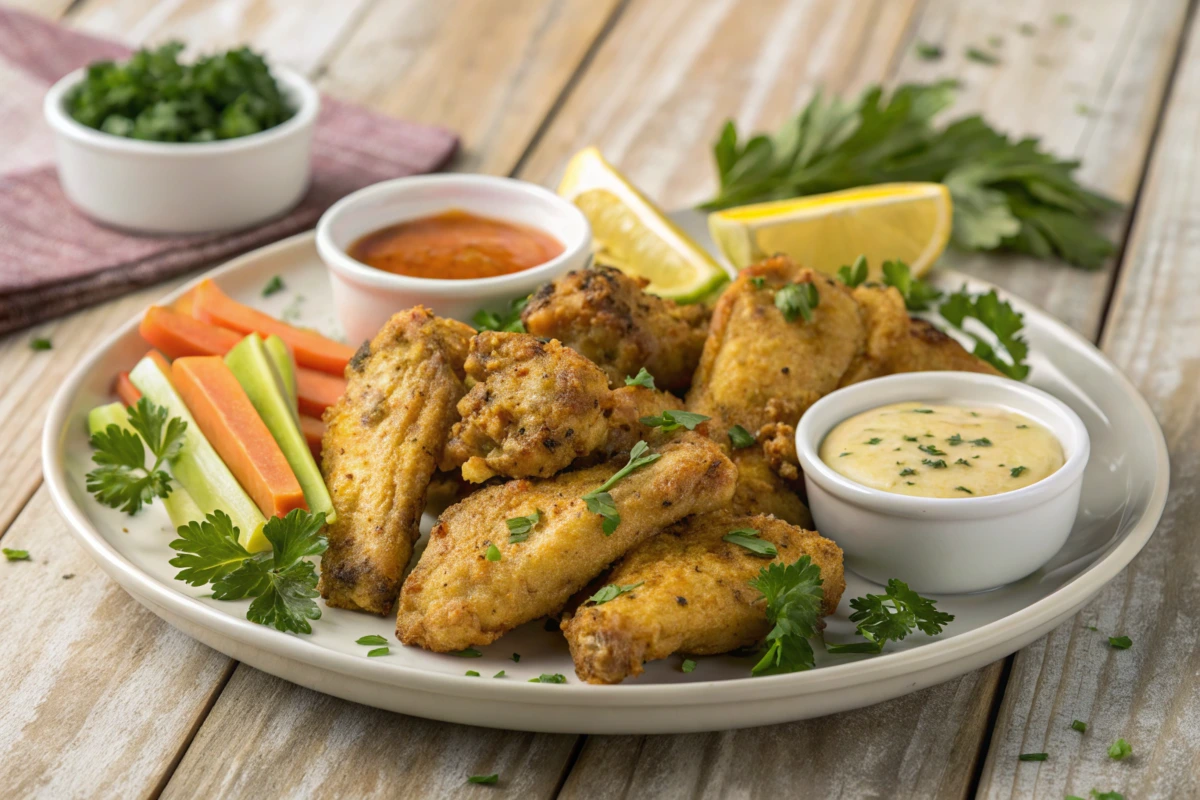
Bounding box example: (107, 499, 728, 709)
(86, 398, 186, 514)
(827, 579, 954, 654)
(66, 42, 294, 143)
(472, 295, 530, 333)
(170, 509, 328, 634)
(748, 557, 825, 676)
(704, 81, 1120, 268)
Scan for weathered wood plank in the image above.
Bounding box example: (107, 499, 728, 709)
(161, 667, 578, 799)
(4, 0, 76, 19)
(976, 8, 1200, 797)
(0, 486, 234, 799)
(315, 0, 624, 176)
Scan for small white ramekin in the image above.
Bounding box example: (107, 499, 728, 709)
(43, 66, 319, 234)
(315, 174, 592, 344)
(796, 372, 1090, 594)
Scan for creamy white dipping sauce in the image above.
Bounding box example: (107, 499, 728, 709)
(819, 402, 1064, 498)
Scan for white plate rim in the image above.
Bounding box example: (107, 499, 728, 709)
(41, 230, 1170, 710)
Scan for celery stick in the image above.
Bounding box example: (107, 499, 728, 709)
(87, 402, 129, 436)
(263, 334, 298, 417)
(226, 334, 336, 523)
(129, 356, 269, 552)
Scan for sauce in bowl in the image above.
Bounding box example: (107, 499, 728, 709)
(819, 402, 1064, 499)
(348, 209, 564, 280)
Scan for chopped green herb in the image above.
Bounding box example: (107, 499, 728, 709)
(970, 437, 993, 447)
(965, 46, 1000, 65)
(922, 458, 948, 469)
(452, 648, 483, 658)
(473, 294, 530, 333)
(1108, 635, 1132, 650)
(919, 444, 946, 456)
(625, 367, 656, 389)
(1107, 738, 1132, 760)
(510, 652, 521, 663)
(681, 658, 697, 674)
(367, 647, 389, 657)
(827, 579, 954, 654)
(955, 486, 973, 494)
(749, 276, 767, 289)
(505, 509, 542, 543)
(1018, 752, 1048, 762)
(639, 409, 711, 432)
(356, 634, 388, 646)
(485, 544, 502, 562)
(911, 408, 935, 414)
(775, 282, 820, 322)
(864, 437, 882, 445)
(956, 458, 972, 467)
(465, 670, 480, 676)
(915, 42, 943, 61)
(1071, 719, 1088, 733)
(722, 528, 778, 557)
(468, 774, 499, 785)
(2, 548, 30, 561)
(1053, 13, 1072, 26)
(947, 433, 963, 446)
(880, 261, 943, 311)
(837, 255, 869, 286)
(1016, 424, 1029, 429)
(728, 425, 756, 449)
(1089, 792, 1124, 800)
(30, 337, 52, 351)
(749, 556, 825, 676)
(493, 670, 506, 678)
(587, 582, 644, 605)
(899, 468, 916, 477)
(1019, 22, 1037, 36)
(906, 481, 915, 485)
(904, 435, 919, 442)
(87, 398, 187, 515)
(262, 275, 285, 296)
(1085, 625, 1099, 632)
(529, 674, 567, 684)
(987, 35, 1004, 48)
(839, 452, 852, 458)
(583, 441, 660, 535)
(1010, 466, 1028, 477)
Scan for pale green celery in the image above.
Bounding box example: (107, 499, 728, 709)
(128, 356, 269, 552)
(87, 402, 129, 436)
(225, 333, 336, 523)
(263, 334, 298, 417)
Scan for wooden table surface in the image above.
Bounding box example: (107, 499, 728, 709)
(2, 1, 1196, 797)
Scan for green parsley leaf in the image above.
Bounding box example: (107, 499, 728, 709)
(529, 674, 567, 683)
(922, 458, 947, 469)
(465, 670, 480, 676)
(965, 46, 1000, 65)
(506, 509, 542, 543)
(624, 367, 657, 389)
(919, 443, 946, 456)
(468, 774, 499, 785)
(583, 491, 620, 535)
(357, 635, 388, 646)
(828, 578, 954, 654)
(1089, 792, 1124, 800)
(169, 510, 253, 586)
(899, 467, 916, 476)
(939, 286, 1030, 379)
(453, 648, 483, 658)
(947, 433, 963, 445)
(493, 670, 506, 678)
(86, 398, 186, 515)
(864, 437, 882, 445)
(911, 408, 935, 414)
(262, 275, 285, 296)
(955, 485, 973, 494)
(1019, 22, 1037, 36)
(955, 458, 972, 467)
(1107, 738, 1132, 760)
(728, 425, 756, 449)
(970, 437, 993, 447)
(3, 548, 30, 561)
(472, 294, 531, 333)
(639, 409, 711, 432)
(582, 441, 660, 535)
(1017, 752, 1048, 762)
(587, 582, 644, 605)
(1108, 635, 1132, 650)
(510, 653, 521, 663)
(748, 557, 825, 676)
(30, 337, 52, 351)
(1011, 466, 1028, 477)
(367, 647, 389, 657)
(775, 281, 820, 322)
(722, 528, 778, 557)
(681, 658, 697, 673)
(486, 544, 502, 562)
(837, 255, 869, 286)
(882, 261, 943, 311)
(1071, 719, 1087, 733)
(915, 42, 943, 61)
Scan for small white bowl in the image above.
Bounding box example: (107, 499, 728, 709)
(316, 174, 592, 344)
(796, 373, 1090, 594)
(43, 66, 319, 234)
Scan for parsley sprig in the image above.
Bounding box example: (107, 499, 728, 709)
(639, 409, 710, 432)
(827, 579, 954, 654)
(587, 582, 644, 605)
(582, 441, 660, 535)
(775, 282, 820, 322)
(506, 510, 542, 543)
(86, 398, 187, 515)
(624, 368, 656, 389)
(170, 509, 328, 634)
(472, 294, 530, 333)
(748, 557, 825, 676)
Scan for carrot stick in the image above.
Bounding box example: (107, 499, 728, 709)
(296, 367, 346, 417)
(191, 279, 354, 375)
(171, 356, 308, 518)
(140, 305, 242, 360)
(299, 414, 324, 460)
(171, 288, 196, 317)
(115, 372, 141, 407)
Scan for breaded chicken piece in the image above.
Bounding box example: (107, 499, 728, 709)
(441, 332, 613, 482)
(319, 308, 473, 615)
(687, 257, 865, 435)
(522, 265, 710, 391)
(396, 434, 737, 652)
(561, 512, 844, 684)
(729, 446, 812, 527)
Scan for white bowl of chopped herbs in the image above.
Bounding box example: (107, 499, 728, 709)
(43, 43, 318, 234)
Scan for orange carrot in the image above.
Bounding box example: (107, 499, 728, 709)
(146, 348, 172, 374)
(172, 356, 308, 518)
(115, 372, 141, 407)
(192, 279, 354, 375)
(140, 305, 242, 360)
(296, 367, 346, 417)
(299, 414, 325, 460)
(171, 288, 196, 317)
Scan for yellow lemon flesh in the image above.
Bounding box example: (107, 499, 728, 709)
(708, 183, 952, 279)
(558, 147, 728, 302)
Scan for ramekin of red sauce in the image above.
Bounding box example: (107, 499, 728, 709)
(316, 175, 591, 345)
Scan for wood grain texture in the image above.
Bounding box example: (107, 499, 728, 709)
(977, 7, 1200, 797)
(315, 0, 624, 176)
(160, 666, 578, 800)
(0, 486, 233, 799)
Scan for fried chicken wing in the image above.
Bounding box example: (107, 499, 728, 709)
(522, 265, 710, 391)
(729, 446, 812, 526)
(561, 512, 844, 684)
(319, 308, 473, 615)
(686, 257, 865, 435)
(396, 433, 737, 652)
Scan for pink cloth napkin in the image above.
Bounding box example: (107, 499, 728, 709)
(0, 9, 459, 335)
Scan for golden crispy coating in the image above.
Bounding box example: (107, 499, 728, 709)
(522, 265, 710, 391)
(729, 446, 812, 527)
(441, 332, 613, 482)
(396, 434, 737, 652)
(561, 512, 844, 684)
(603, 385, 687, 456)
(687, 257, 865, 435)
(320, 308, 473, 615)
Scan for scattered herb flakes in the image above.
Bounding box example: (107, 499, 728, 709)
(1016, 424, 1029, 429)
(506, 509, 542, 543)
(1107, 738, 1133, 760)
(722, 528, 778, 557)
(966, 46, 1001, 65)
(624, 367, 656, 389)
(947, 433, 964, 446)
(837, 255, 868, 287)
(465, 670, 480, 677)
(529, 674, 567, 684)
(468, 774, 499, 785)
(356, 634, 388, 646)
(493, 670, 506, 678)
(587, 582, 644, 605)
(906, 481, 916, 485)
(639, 409, 711, 433)
(915, 42, 943, 61)
(262, 275, 285, 296)
(1085, 625, 1099, 632)
(987, 35, 1004, 48)
(1011, 466, 1028, 477)
(485, 544, 502, 562)
(30, 337, 52, 351)
(922, 458, 948, 469)
(681, 658, 697, 674)
(955, 458, 972, 467)
(839, 452, 852, 458)
(775, 281, 820, 322)
(1071, 719, 1088, 733)
(367, 647, 389, 657)
(955, 486, 974, 494)
(899, 468, 917, 477)
(1054, 12, 1072, 27)
(1018, 752, 1048, 762)
(911, 408, 935, 414)
(473, 294, 530, 333)
(864, 437, 883, 445)
(2, 548, 30, 561)
(1109, 635, 1132, 650)
(1019, 22, 1037, 36)
(971, 437, 993, 447)
(919, 443, 946, 456)
(728, 425, 756, 449)
(510, 653, 521, 663)
(452, 648, 483, 658)
(583, 441, 660, 535)
(904, 435, 919, 442)
(1089, 792, 1125, 800)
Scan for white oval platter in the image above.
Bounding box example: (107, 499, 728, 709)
(43, 216, 1169, 734)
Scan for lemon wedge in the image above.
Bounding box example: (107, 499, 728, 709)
(708, 183, 952, 279)
(558, 147, 728, 301)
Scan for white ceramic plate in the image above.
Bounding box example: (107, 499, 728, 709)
(43, 216, 1169, 734)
